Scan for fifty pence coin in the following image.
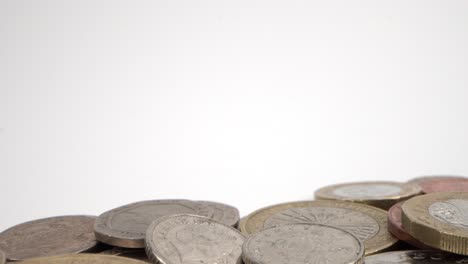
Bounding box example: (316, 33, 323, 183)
(18, 254, 149, 264)
(197, 201, 240, 228)
(315, 181, 422, 210)
(101, 247, 150, 263)
(239, 200, 397, 255)
(364, 250, 468, 263)
(402, 192, 468, 255)
(416, 178, 468, 194)
(145, 214, 245, 264)
(0, 215, 97, 261)
(94, 200, 213, 248)
(242, 223, 364, 264)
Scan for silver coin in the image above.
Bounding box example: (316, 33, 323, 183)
(145, 214, 245, 264)
(364, 250, 468, 263)
(197, 201, 240, 227)
(94, 200, 213, 248)
(242, 223, 364, 264)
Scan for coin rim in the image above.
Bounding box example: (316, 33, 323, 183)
(0, 249, 5, 264)
(18, 253, 149, 264)
(364, 250, 467, 263)
(197, 200, 240, 228)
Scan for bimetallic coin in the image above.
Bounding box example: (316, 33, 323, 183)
(18, 254, 148, 264)
(145, 214, 245, 264)
(197, 201, 240, 227)
(242, 223, 364, 264)
(364, 250, 468, 263)
(315, 181, 422, 210)
(94, 200, 213, 248)
(240, 200, 397, 255)
(417, 178, 468, 193)
(101, 247, 150, 263)
(0, 215, 97, 261)
(402, 192, 468, 255)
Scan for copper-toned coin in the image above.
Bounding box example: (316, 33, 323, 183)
(101, 247, 150, 263)
(18, 254, 148, 264)
(407, 175, 467, 184)
(387, 202, 432, 249)
(315, 181, 422, 210)
(365, 250, 468, 263)
(0, 215, 97, 261)
(198, 201, 240, 227)
(416, 178, 468, 193)
(94, 200, 213, 248)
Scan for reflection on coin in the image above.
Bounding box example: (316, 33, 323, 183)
(417, 178, 468, 193)
(101, 247, 150, 263)
(18, 253, 148, 264)
(94, 200, 213, 248)
(146, 214, 245, 264)
(402, 192, 468, 255)
(242, 223, 364, 264)
(0, 250, 5, 264)
(364, 250, 468, 263)
(197, 201, 240, 227)
(315, 181, 421, 210)
(240, 200, 397, 255)
(0, 215, 97, 261)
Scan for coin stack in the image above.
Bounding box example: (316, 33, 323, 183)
(1, 176, 468, 263)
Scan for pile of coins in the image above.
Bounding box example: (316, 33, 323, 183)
(1, 176, 468, 263)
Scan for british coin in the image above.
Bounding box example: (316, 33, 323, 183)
(239, 200, 397, 255)
(0, 215, 97, 261)
(416, 178, 468, 193)
(387, 202, 433, 249)
(197, 201, 240, 227)
(364, 250, 468, 263)
(402, 192, 468, 255)
(242, 223, 364, 264)
(145, 214, 245, 264)
(18, 253, 148, 264)
(94, 200, 213, 248)
(407, 175, 467, 184)
(0, 250, 5, 264)
(314, 181, 422, 210)
(101, 247, 150, 263)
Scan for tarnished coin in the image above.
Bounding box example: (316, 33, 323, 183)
(242, 223, 364, 264)
(315, 181, 422, 210)
(364, 250, 468, 263)
(402, 192, 468, 255)
(387, 202, 433, 249)
(417, 178, 468, 193)
(146, 214, 245, 264)
(18, 253, 148, 264)
(94, 200, 213, 248)
(0, 215, 97, 261)
(239, 200, 397, 255)
(101, 247, 150, 263)
(197, 201, 240, 227)
(0, 250, 5, 264)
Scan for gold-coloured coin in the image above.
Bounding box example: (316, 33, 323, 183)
(402, 192, 468, 255)
(239, 200, 397, 255)
(18, 254, 148, 264)
(314, 181, 421, 210)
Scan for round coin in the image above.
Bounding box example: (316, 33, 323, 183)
(101, 247, 150, 263)
(146, 214, 245, 264)
(364, 250, 468, 263)
(408, 175, 467, 184)
(239, 200, 397, 255)
(417, 178, 468, 194)
(402, 192, 468, 255)
(197, 201, 240, 227)
(18, 253, 148, 264)
(0, 215, 97, 261)
(94, 200, 213, 248)
(315, 181, 422, 210)
(242, 223, 364, 264)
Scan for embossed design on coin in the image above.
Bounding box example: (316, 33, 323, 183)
(146, 214, 245, 264)
(94, 200, 213, 248)
(242, 223, 364, 264)
(198, 201, 240, 227)
(0, 215, 97, 261)
(333, 184, 402, 198)
(18, 253, 149, 264)
(364, 250, 468, 263)
(429, 199, 468, 227)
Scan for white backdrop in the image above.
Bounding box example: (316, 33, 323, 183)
(1, 0, 468, 231)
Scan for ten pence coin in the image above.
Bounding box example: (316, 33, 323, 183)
(315, 181, 421, 210)
(0, 215, 97, 261)
(18, 254, 148, 264)
(242, 223, 364, 264)
(239, 200, 397, 255)
(197, 201, 240, 228)
(94, 200, 213, 248)
(145, 214, 245, 264)
(364, 250, 468, 263)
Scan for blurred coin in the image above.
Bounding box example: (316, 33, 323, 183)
(315, 181, 421, 210)
(18, 254, 148, 264)
(100, 247, 149, 263)
(364, 250, 468, 263)
(0, 250, 5, 264)
(408, 175, 467, 184)
(0, 215, 97, 261)
(416, 178, 468, 193)
(146, 214, 245, 264)
(242, 223, 364, 264)
(197, 201, 240, 227)
(94, 200, 213, 248)
(240, 200, 397, 255)
(402, 192, 468, 255)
